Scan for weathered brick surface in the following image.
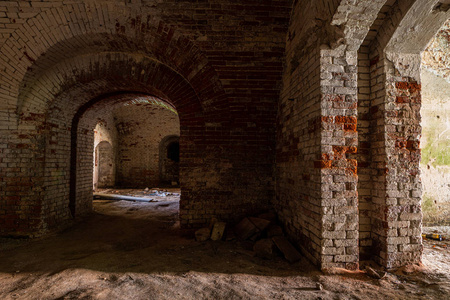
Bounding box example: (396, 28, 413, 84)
(349, 0, 449, 268)
(356, 44, 373, 260)
(0, 0, 291, 235)
(276, 1, 325, 266)
(115, 103, 180, 188)
(276, 0, 386, 269)
(0, 0, 445, 271)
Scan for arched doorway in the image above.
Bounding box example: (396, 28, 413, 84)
(95, 141, 115, 189)
(159, 135, 180, 186)
(353, 1, 450, 268)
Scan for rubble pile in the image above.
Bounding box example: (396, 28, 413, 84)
(195, 213, 302, 263)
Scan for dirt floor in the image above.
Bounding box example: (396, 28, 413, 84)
(0, 189, 449, 300)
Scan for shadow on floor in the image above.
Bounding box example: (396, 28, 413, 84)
(0, 199, 316, 277)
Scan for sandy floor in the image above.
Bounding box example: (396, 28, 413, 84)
(0, 189, 449, 299)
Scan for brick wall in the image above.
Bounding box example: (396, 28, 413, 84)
(276, 0, 376, 269)
(0, 0, 292, 234)
(0, 0, 446, 271)
(115, 103, 180, 188)
(276, 0, 325, 267)
(276, 0, 401, 270)
(353, 0, 448, 268)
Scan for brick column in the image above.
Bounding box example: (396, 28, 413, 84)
(318, 46, 359, 270)
(372, 55, 422, 269)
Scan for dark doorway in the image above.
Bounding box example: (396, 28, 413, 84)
(159, 135, 180, 186)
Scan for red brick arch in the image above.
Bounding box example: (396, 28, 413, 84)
(0, 2, 231, 235)
(19, 51, 205, 124)
(0, 0, 293, 239)
(0, 2, 225, 122)
(24, 53, 213, 231)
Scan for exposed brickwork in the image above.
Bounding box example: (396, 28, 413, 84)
(0, 0, 292, 235)
(276, 0, 389, 270)
(0, 0, 446, 271)
(350, 0, 447, 268)
(356, 44, 374, 260)
(318, 45, 360, 270)
(276, 0, 324, 266)
(115, 104, 180, 188)
(96, 141, 114, 188)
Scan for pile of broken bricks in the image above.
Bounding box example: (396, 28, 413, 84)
(194, 213, 302, 263)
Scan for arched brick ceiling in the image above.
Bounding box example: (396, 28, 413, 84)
(37, 72, 202, 134)
(18, 52, 203, 118)
(78, 93, 176, 131)
(0, 0, 292, 125)
(331, 0, 388, 50)
(0, 3, 224, 119)
(360, 0, 397, 47)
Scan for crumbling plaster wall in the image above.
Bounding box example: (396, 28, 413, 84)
(115, 104, 180, 188)
(421, 20, 450, 224)
(420, 70, 450, 225)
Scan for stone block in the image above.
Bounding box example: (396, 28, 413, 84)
(267, 224, 284, 238)
(210, 222, 226, 241)
(272, 236, 302, 263)
(248, 217, 271, 232)
(257, 212, 277, 222)
(234, 218, 259, 240)
(334, 255, 358, 263)
(253, 239, 277, 259)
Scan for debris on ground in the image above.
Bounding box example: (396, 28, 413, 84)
(234, 218, 259, 240)
(253, 238, 277, 259)
(93, 193, 156, 202)
(365, 266, 386, 279)
(1, 189, 448, 299)
(233, 213, 302, 263)
(422, 233, 445, 241)
(210, 222, 226, 241)
(272, 236, 302, 263)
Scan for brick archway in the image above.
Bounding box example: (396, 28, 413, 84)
(356, 0, 450, 269)
(0, 3, 225, 122)
(2, 32, 223, 235)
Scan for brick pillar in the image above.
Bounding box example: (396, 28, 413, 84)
(371, 55, 423, 269)
(318, 46, 359, 270)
